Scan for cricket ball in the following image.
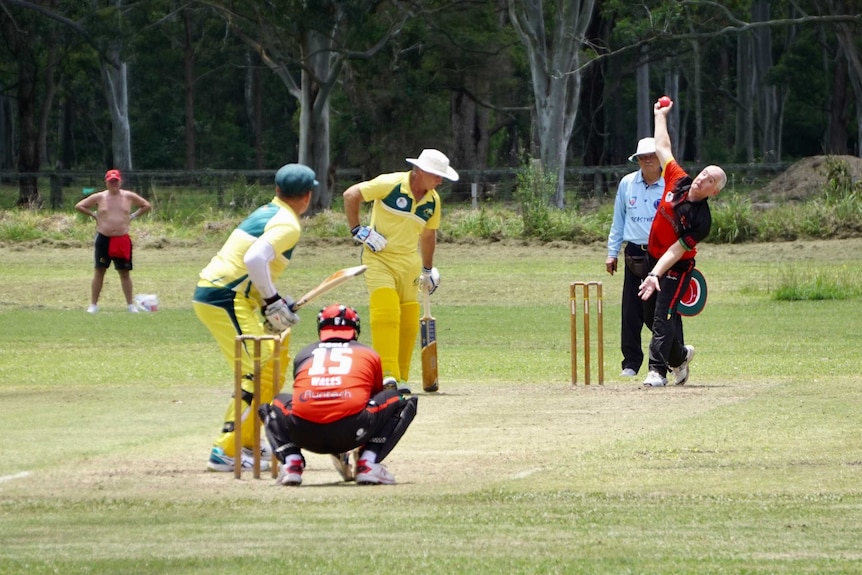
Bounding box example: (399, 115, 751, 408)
(658, 96, 672, 108)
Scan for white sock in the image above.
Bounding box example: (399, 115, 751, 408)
(359, 451, 377, 464)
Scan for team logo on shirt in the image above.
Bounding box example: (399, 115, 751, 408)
(653, 199, 661, 210)
(396, 197, 408, 209)
(665, 191, 674, 202)
(628, 197, 637, 207)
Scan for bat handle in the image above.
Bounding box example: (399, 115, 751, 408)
(422, 285, 432, 316)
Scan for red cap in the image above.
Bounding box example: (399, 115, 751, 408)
(105, 169, 122, 181)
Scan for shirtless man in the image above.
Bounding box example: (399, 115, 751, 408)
(75, 169, 151, 313)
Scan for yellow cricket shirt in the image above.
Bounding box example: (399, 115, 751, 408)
(197, 196, 301, 302)
(360, 171, 441, 255)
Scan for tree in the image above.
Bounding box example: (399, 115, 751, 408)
(207, 0, 410, 212)
(508, 0, 596, 208)
(0, 0, 56, 205)
(826, 0, 862, 157)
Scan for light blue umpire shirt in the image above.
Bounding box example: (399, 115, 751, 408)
(607, 169, 665, 258)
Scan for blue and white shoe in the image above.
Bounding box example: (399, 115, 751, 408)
(207, 447, 236, 472)
(207, 446, 271, 472)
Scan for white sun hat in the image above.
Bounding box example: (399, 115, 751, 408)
(628, 137, 657, 162)
(406, 149, 459, 181)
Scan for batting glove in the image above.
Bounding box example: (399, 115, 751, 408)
(419, 266, 440, 294)
(262, 294, 300, 333)
(351, 225, 387, 252)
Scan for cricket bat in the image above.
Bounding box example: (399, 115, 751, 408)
(420, 286, 439, 392)
(289, 265, 367, 312)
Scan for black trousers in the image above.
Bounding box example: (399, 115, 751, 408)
(643, 255, 693, 376)
(621, 243, 684, 373)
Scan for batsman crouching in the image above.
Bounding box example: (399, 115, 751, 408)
(259, 304, 417, 486)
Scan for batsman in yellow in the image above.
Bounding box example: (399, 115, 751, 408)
(343, 149, 458, 387)
(193, 163, 317, 472)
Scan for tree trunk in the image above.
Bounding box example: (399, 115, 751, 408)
(664, 69, 682, 160)
(635, 46, 651, 140)
(38, 42, 59, 167)
(752, 0, 779, 162)
(689, 38, 703, 163)
(16, 43, 40, 207)
(61, 95, 75, 170)
(183, 8, 197, 170)
(832, 14, 862, 157)
(827, 42, 849, 155)
(0, 86, 13, 171)
(299, 27, 334, 213)
(508, 0, 595, 209)
(735, 30, 755, 162)
(253, 60, 263, 170)
(451, 83, 490, 202)
(101, 54, 133, 171)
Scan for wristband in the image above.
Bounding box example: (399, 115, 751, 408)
(647, 272, 659, 278)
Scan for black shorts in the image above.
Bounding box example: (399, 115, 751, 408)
(94, 233, 133, 270)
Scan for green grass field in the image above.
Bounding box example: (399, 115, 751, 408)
(1, 237, 861, 574)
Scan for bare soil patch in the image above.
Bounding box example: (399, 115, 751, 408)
(756, 155, 862, 202)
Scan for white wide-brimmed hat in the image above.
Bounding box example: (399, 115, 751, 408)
(406, 149, 459, 181)
(628, 137, 657, 162)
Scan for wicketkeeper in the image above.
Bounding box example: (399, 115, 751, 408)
(258, 304, 418, 486)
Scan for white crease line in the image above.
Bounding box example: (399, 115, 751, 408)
(0, 471, 32, 483)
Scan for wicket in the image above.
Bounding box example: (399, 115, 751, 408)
(570, 281, 604, 385)
(233, 332, 289, 479)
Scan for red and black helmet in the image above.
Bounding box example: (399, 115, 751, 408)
(317, 304, 360, 341)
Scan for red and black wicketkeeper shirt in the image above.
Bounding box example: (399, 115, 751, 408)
(647, 159, 712, 262)
(289, 340, 384, 424)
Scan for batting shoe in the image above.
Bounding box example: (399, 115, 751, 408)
(206, 446, 270, 472)
(330, 452, 355, 482)
(241, 447, 271, 472)
(643, 370, 668, 387)
(672, 345, 696, 386)
(355, 459, 396, 485)
(207, 446, 251, 472)
(278, 456, 305, 486)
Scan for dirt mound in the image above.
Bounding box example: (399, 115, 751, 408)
(757, 155, 862, 202)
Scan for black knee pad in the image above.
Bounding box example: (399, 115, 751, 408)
(259, 403, 295, 463)
(375, 395, 418, 463)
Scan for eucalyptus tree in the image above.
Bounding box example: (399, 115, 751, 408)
(824, 0, 862, 157)
(507, 0, 595, 209)
(0, 0, 85, 205)
(0, 0, 140, 206)
(203, 0, 413, 212)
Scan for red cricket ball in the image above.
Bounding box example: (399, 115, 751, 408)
(658, 96, 672, 108)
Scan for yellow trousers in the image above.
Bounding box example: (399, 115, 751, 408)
(193, 286, 290, 457)
(363, 250, 421, 382)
